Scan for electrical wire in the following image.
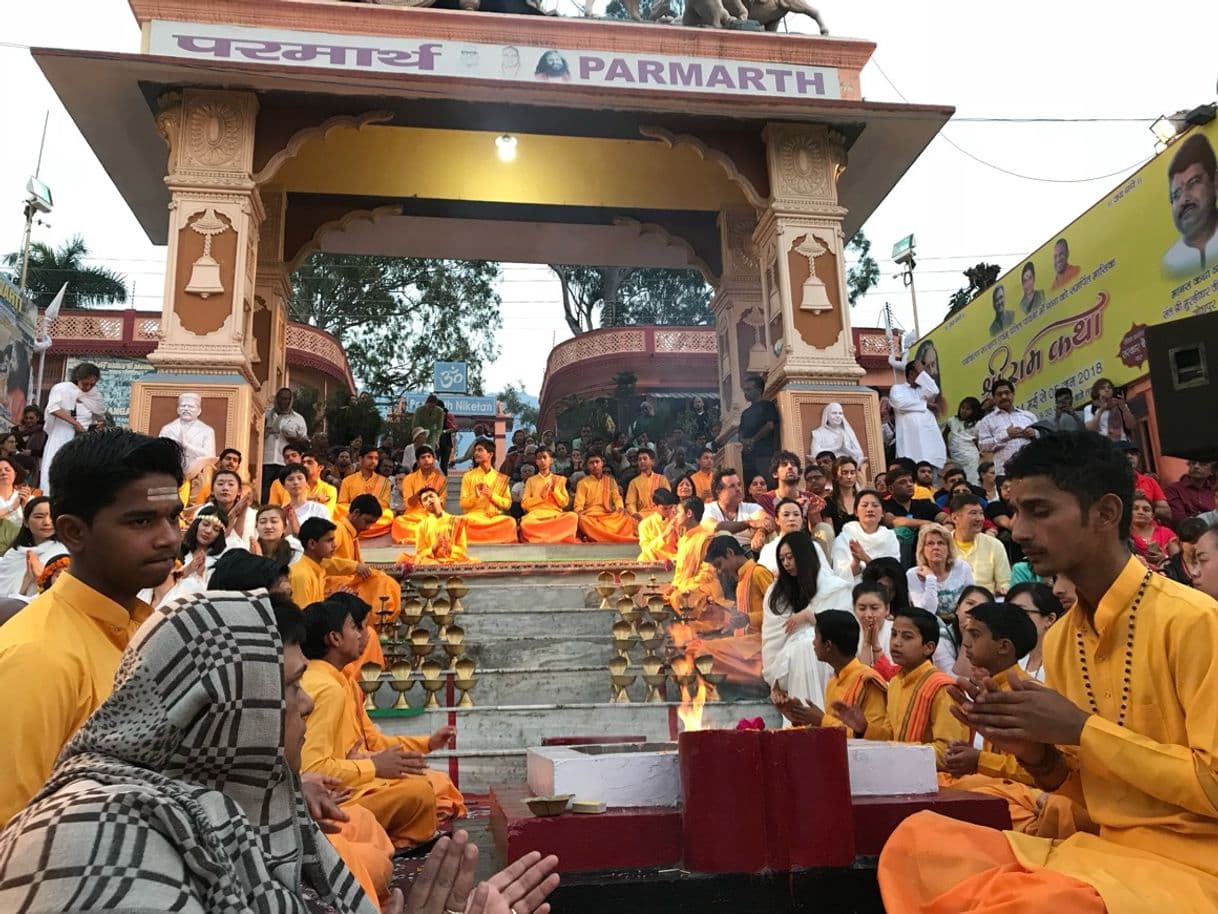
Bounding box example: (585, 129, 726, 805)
(870, 58, 1152, 184)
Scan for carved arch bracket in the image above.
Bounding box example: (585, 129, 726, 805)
(287, 204, 405, 272)
(639, 126, 767, 209)
(255, 110, 395, 185)
(611, 217, 716, 285)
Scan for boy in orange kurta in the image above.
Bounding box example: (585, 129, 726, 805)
(693, 535, 774, 682)
(574, 453, 637, 543)
(300, 599, 465, 849)
(331, 495, 403, 676)
(636, 488, 679, 562)
(520, 447, 578, 543)
(458, 439, 517, 544)
(664, 497, 730, 627)
(391, 446, 448, 545)
(335, 447, 393, 538)
(407, 488, 473, 565)
(625, 448, 671, 522)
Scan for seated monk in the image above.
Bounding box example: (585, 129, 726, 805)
(520, 447, 578, 543)
(879, 434, 1218, 914)
(334, 447, 393, 538)
(936, 601, 1048, 835)
(574, 451, 637, 543)
(625, 447, 671, 523)
(690, 535, 773, 680)
(458, 438, 517, 544)
(774, 608, 889, 733)
(390, 445, 447, 545)
(833, 607, 971, 771)
(290, 517, 374, 610)
(664, 497, 730, 624)
(300, 599, 466, 848)
(407, 488, 474, 565)
(331, 495, 403, 676)
(637, 488, 680, 562)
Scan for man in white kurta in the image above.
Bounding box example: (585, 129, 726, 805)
(888, 361, 946, 468)
(40, 368, 100, 494)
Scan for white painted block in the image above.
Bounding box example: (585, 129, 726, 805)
(526, 744, 682, 808)
(846, 741, 937, 796)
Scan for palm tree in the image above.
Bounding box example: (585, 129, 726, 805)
(3, 235, 128, 309)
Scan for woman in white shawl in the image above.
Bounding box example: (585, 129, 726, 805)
(763, 531, 854, 711)
(155, 506, 229, 607)
(831, 490, 900, 582)
(0, 496, 61, 599)
(39, 362, 102, 494)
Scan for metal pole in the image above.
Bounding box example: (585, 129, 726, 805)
(908, 269, 921, 340)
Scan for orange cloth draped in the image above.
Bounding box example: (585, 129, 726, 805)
(520, 473, 578, 543)
(328, 517, 400, 678)
(574, 475, 638, 543)
(336, 472, 393, 538)
(459, 466, 517, 544)
(820, 658, 889, 732)
(636, 512, 678, 562)
(328, 804, 395, 907)
(694, 560, 774, 682)
(665, 526, 730, 634)
(407, 512, 475, 565)
(878, 811, 1106, 914)
(391, 468, 449, 545)
(625, 471, 671, 519)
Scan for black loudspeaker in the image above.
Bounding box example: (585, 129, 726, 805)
(1145, 312, 1218, 461)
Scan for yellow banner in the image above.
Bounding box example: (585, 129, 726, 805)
(916, 119, 1218, 415)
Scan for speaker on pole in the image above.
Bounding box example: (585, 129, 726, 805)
(1145, 312, 1218, 461)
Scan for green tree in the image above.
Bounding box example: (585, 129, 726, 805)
(3, 235, 127, 309)
(498, 382, 539, 431)
(550, 265, 711, 335)
(946, 262, 1002, 315)
(290, 253, 503, 397)
(846, 231, 880, 307)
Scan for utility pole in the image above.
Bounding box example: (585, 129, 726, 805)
(891, 233, 920, 340)
(18, 113, 51, 302)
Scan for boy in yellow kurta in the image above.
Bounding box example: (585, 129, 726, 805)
(691, 448, 716, 502)
(406, 489, 473, 565)
(274, 453, 338, 518)
(520, 447, 578, 543)
(331, 495, 403, 676)
(335, 447, 393, 538)
(625, 448, 671, 522)
(267, 444, 303, 507)
(299, 599, 465, 848)
(0, 429, 182, 826)
(636, 488, 679, 562)
(881, 432, 1218, 914)
(390, 446, 447, 544)
(693, 536, 774, 682)
(664, 497, 729, 620)
(459, 439, 517, 544)
(574, 453, 637, 543)
(835, 608, 969, 770)
(774, 609, 888, 733)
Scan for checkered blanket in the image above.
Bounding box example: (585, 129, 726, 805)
(0, 591, 374, 914)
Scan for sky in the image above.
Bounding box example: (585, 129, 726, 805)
(2, 0, 1216, 397)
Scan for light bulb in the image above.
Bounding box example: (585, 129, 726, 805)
(496, 134, 517, 163)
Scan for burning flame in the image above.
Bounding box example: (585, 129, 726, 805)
(678, 677, 707, 732)
(668, 622, 694, 647)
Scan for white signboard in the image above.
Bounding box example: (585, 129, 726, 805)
(148, 20, 841, 101)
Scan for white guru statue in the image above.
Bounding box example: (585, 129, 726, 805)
(808, 402, 865, 466)
(158, 392, 217, 470)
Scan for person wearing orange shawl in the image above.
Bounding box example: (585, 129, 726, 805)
(835, 607, 969, 770)
(390, 445, 448, 545)
(574, 452, 638, 543)
(879, 432, 1218, 914)
(691, 535, 774, 683)
(774, 609, 888, 734)
(330, 495, 403, 676)
(300, 598, 465, 851)
(934, 601, 1049, 835)
(625, 448, 671, 522)
(664, 497, 731, 628)
(520, 447, 578, 543)
(458, 438, 517, 544)
(334, 447, 393, 538)
(690, 448, 716, 502)
(637, 488, 680, 562)
(407, 488, 474, 565)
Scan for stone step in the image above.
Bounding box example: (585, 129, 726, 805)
(466, 635, 614, 669)
(377, 700, 782, 755)
(363, 541, 644, 563)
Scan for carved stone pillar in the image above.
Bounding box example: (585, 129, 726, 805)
(755, 124, 884, 478)
(130, 88, 264, 470)
(250, 185, 291, 472)
(712, 208, 764, 472)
